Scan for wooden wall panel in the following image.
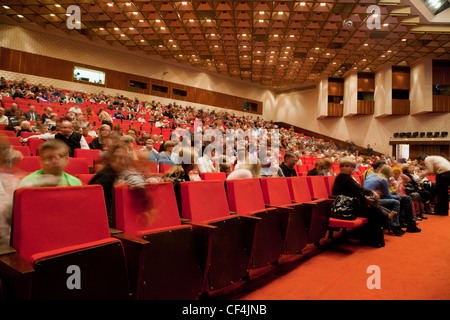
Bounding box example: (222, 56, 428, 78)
(327, 103, 343, 117)
(433, 95, 450, 112)
(392, 99, 410, 115)
(392, 72, 410, 90)
(433, 65, 450, 85)
(328, 81, 344, 96)
(357, 100, 374, 115)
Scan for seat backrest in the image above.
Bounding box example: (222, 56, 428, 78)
(15, 156, 40, 172)
(260, 177, 292, 206)
(180, 180, 230, 222)
(306, 176, 329, 199)
(286, 176, 313, 203)
(226, 178, 266, 215)
(7, 137, 22, 146)
(74, 148, 101, 167)
(27, 138, 45, 156)
(12, 185, 110, 264)
(114, 183, 181, 236)
(65, 158, 90, 175)
(200, 172, 227, 181)
(12, 145, 31, 157)
(323, 175, 336, 196)
(75, 173, 95, 185)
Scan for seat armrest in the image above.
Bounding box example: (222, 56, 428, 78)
(113, 232, 149, 246)
(182, 221, 218, 235)
(0, 245, 17, 256)
(0, 251, 35, 280)
(109, 228, 124, 235)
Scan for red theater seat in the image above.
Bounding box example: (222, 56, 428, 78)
(74, 174, 94, 185)
(286, 176, 332, 244)
(27, 138, 44, 156)
(114, 183, 214, 300)
(0, 185, 130, 299)
(259, 177, 308, 254)
(226, 178, 283, 268)
(200, 172, 227, 181)
(74, 148, 101, 171)
(12, 145, 31, 157)
(15, 156, 40, 172)
(180, 180, 260, 292)
(65, 158, 90, 175)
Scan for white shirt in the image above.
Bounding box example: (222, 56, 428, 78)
(24, 132, 90, 149)
(424, 156, 450, 175)
(0, 115, 8, 125)
(69, 107, 83, 115)
(197, 156, 218, 173)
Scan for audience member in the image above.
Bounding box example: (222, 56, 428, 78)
(21, 120, 89, 157)
(332, 157, 386, 248)
(417, 154, 450, 216)
(18, 140, 82, 188)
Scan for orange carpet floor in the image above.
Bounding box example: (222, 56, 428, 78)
(221, 210, 450, 300)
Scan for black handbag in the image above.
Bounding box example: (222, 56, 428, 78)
(331, 195, 357, 220)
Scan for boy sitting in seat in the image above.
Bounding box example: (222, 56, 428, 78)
(18, 140, 82, 188)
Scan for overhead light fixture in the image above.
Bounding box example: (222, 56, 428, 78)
(55, 4, 61, 8)
(17, 14, 24, 18)
(3, 5, 10, 9)
(422, 0, 450, 15)
(107, 3, 113, 7)
(300, 2, 306, 6)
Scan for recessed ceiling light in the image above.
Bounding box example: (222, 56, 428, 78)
(155, 19, 160, 22)
(114, 27, 119, 30)
(100, 28, 104, 30)
(300, 2, 306, 6)
(139, 20, 144, 22)
(140, 40, 145, 42)
(320, 3, 326, 6)
(55, 4, 61, 8)
(242, 34, 247, 36)
(107, 3, 113, 7)
(259, 11, 264, 14)
(402, 38, 407, 41)
(121, 34, 125, 37)
(274, 34, 278, 37)
(278, 11, 283, 15)
(132, 12, 138, 15)
(383, 23, 389, 27)
(259, 19, 264, 22)
(17, 14, 23, 18)
(182, 2, 187, 5)
(50, 14, 55, 17)
(161, 27, 165, 30)
(126, 2, 131, 6)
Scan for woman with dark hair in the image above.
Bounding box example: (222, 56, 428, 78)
(332, 157, 387, 248)
(89, 142, 147, 228)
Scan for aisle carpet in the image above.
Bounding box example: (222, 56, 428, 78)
(225, 211, 450, 300)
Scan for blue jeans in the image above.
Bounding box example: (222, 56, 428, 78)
(379, 199, 400, 227)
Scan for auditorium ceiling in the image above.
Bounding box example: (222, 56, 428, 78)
(1, 0, 450, 91)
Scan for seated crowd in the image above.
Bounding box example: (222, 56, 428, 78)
(0, 76, 448, 250)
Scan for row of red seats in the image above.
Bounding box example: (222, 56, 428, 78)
(0, 176, 366, 300)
